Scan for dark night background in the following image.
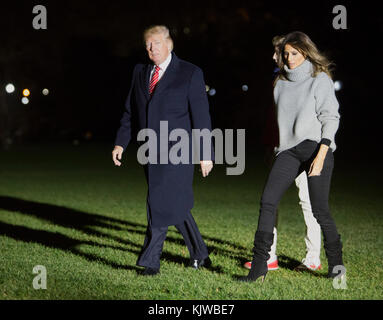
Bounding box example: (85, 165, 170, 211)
(0, 0, 381, 163)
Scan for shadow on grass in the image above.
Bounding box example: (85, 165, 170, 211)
(278, 255, 328, 278)
(278, 254, 302, 270)
(0, 221, 142, 272)
(0, 196, 239, 274)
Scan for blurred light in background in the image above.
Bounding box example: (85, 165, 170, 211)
(23, 89, 30, 97)
(334, 80, 342, 91)
(42, 88, 49, 95)
(242, 84, 248, 92)
(5, 83, 15, 93)
(84, 131, 93, 140)
(208, 88, 216, 96)
(205, 85, 210, 92)
(21, 97, 29, 104)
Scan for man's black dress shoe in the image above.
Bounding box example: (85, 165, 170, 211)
(190, 257, 212, 269)
(141, 267, 160, 276)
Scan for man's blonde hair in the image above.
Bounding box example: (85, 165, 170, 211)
(143, 25, 174, 51)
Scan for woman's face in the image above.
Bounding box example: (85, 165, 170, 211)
(284, 44, 305, 69)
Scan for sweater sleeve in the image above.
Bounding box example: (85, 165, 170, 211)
(314, 73, 340, 147)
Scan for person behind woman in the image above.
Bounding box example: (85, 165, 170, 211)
(243, 35, 323, 272)
(239, 31, 345, 282)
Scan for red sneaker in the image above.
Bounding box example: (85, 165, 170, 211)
(294, 258, 322, 271)
(244, 258, 279, 271)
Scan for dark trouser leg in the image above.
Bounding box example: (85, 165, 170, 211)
(136, 199, 167, 270)
(136, 225, 168, 270)
(257, 150, 301, 230)
(252, 150, 302, 262)
(242, 144, 306, 281)
(306, 150, 343, 275)
(175, 211, 209, 261)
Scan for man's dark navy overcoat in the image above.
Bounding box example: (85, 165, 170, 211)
(115, 52, 213, 228)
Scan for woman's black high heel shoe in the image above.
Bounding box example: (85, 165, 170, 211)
(238, 230, 274, 283)
(238, 258, 268, 282)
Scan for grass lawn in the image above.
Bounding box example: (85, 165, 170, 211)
(0, 142, 382, 300)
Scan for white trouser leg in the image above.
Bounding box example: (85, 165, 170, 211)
(295, 171, 321, 265)
(267, 227, 278, 263)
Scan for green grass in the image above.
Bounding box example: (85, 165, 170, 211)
(0, 142, 382, 300)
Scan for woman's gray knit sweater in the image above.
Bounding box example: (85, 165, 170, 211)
(273, 59, 340, 154)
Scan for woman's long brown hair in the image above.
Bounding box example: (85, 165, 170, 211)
(277, 31, 334, 82)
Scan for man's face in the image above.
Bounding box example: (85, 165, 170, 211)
(273, 47, 279, 63)
(145, 33, 171, 65)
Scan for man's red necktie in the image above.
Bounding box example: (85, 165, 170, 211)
(149, 65, 160, 95)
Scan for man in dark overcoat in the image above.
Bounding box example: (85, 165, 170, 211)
(112, 25, 214, 275)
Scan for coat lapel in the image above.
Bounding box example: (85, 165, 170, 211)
(139, 64, 151, 101)
(151, 52, 179, 97)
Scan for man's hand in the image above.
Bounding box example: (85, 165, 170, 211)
(200, 160, 213, 177)
(112, 146, 124, 166)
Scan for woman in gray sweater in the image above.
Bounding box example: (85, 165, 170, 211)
(240, 31, 345, 282)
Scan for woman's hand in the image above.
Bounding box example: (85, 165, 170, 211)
(308, 144, 329, 177)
